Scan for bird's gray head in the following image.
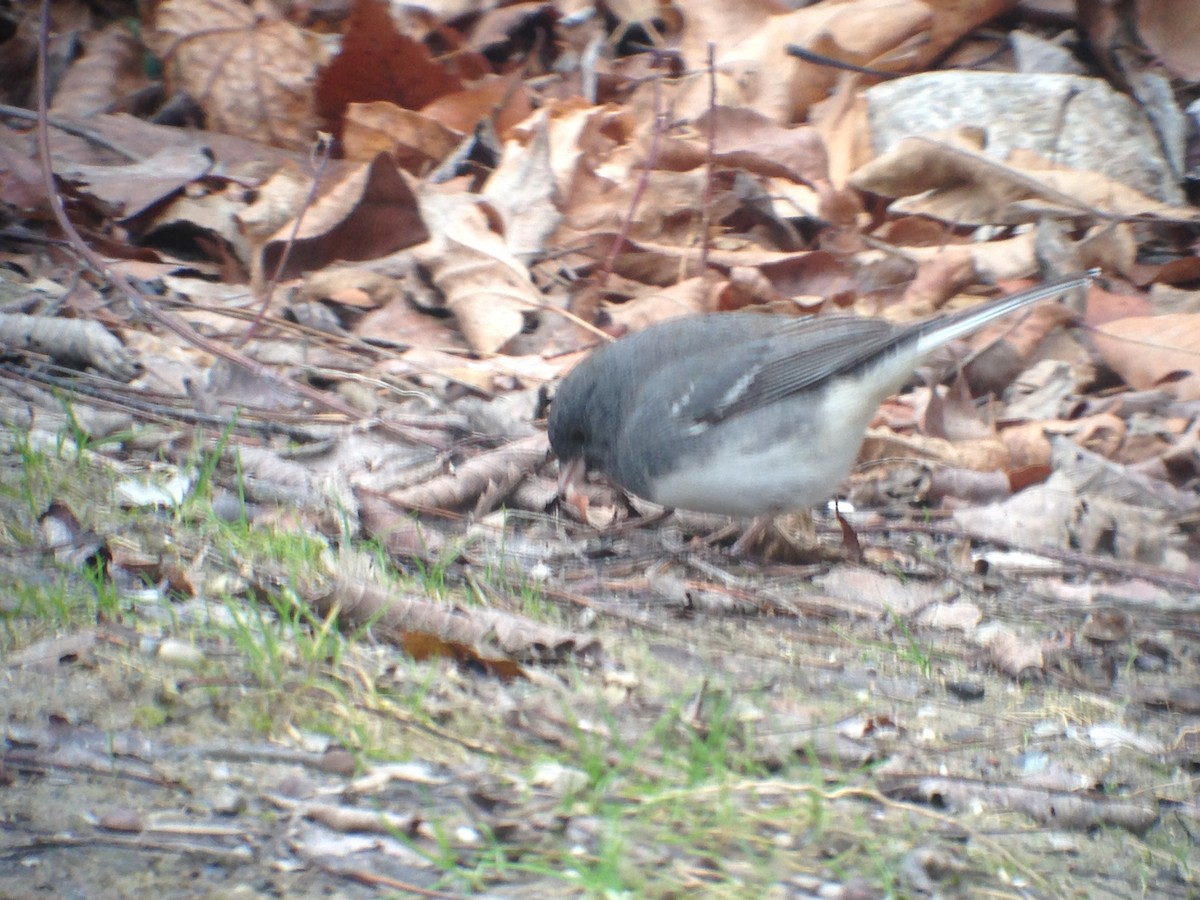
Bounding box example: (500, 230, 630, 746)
(547, 353, 622, 471)
(548, 369, 592, 465)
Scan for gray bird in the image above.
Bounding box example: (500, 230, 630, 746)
(549, 271, 1095, 540)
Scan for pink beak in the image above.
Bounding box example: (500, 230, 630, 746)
(557, 456, 590, 516)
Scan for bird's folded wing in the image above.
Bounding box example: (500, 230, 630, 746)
(685, 316, 908, 425)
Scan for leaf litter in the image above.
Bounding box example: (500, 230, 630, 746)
(1, 0, 1199, 896)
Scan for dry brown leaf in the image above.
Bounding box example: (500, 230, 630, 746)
(1019, 164, 1199, 222)
(378, 347, 559, 393)
(658, 107, 830, 186)
(850, 134, 1200, 225)
(1042, 414, 1128, 460)
(1076, 496, 1180, 565)
(759, 177, 823, 229)
(378, 434, 548, 514)
(810, 76, 874, 189)
(924, 0, 1018, 50)
(300, 269, 401, 310)
(1091, 313, 1200, 400)
(467, 3, 561, 56)
(1134, 0, 1200, 80)
(1001, 357, 1078, 422)
(246, 154, 429, 285)
(421, 72, 533, 137)
(50, 21, 149, 117)
(1083, 283, 1156, 327)
(915, 602, 983, 633)
(58, 145, 214, 221)
(321, 576, 602, 667)
(5, 631, 100, 672)
(313, 0, 462, 131)
(1079, 221, 1139, 279)
(483, 112, 562, 259)
(679, 0, 938, 122)
(1052, 438, 1199, 518)
(150, 181, 256, 272)
(235, 161, 319, 254)
(149, 0, 330, 150)
(860, 429, 1010, 472)
(0, 124, 49, 212)
(960, 302, 1078, 402)
(0, 376, 130, 441)
(977, 623, 1044, 678)
(811, 567, 947, 618)
(297, 801, 421, 834)
(568, 232, 841, 293)
(354, 297, 466, 351)
(398, 630, 526, 680)
(891, 775, 1158, 833)
(926, 467, 1012, 505)
(507, 100, 635, 211)
(342, 101, 463, 168)
(356, 491, 449, 562)
(412, 188, 543, 354)
(721, 266, 789, 311)
(1000, 419, 1055, 471)
(938, 373, 996, 442)
(899, 231, 1039, 285)
(889, 249, 977, 321)
(952, 474, 1080, 549)
(601, 169, 716, 246)
(604, 275, 723, 332)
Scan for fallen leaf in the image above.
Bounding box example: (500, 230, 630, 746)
(150, 0, 330, 150)
(412, 187, 543, 353)
(1091, 312, 1200, 400)
(342, 101, 463, 168)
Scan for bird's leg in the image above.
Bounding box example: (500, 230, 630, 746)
(729, 514, 775, 557)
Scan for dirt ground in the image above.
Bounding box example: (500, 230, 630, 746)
(2, 433, 1197, 899)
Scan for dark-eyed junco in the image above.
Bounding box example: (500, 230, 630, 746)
(549, 271, 1095, 533)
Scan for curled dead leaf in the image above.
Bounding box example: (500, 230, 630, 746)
(149, 0, 330, 150)
(1091, 313, 1200, 401)
(413, 189, 544, 353)
(976, 622, 1044, 679)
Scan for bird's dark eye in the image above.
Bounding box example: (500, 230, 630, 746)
(570, 428, 587, 444)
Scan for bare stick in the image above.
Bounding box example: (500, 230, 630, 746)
(598, 58, 666, 287)
(236, 134, 332, 347)
(698, 41, 715, 276)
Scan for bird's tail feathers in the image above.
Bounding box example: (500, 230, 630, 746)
(913, 269, 1098, 356)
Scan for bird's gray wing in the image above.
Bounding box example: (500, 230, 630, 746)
(675, 315, 915, 425)
(659, 273, 1093, 427)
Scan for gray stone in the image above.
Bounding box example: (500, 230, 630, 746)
(865, 72, 1183, 204)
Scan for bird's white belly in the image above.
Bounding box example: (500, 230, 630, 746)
(645, 376, 883, 517)
(649, 440, 856, 515)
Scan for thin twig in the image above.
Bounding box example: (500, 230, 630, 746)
(598, 58, 667, 287)
(237, 135, 332, 347)
(0, 102, 142, 161)
(698, 42, 716, 276)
